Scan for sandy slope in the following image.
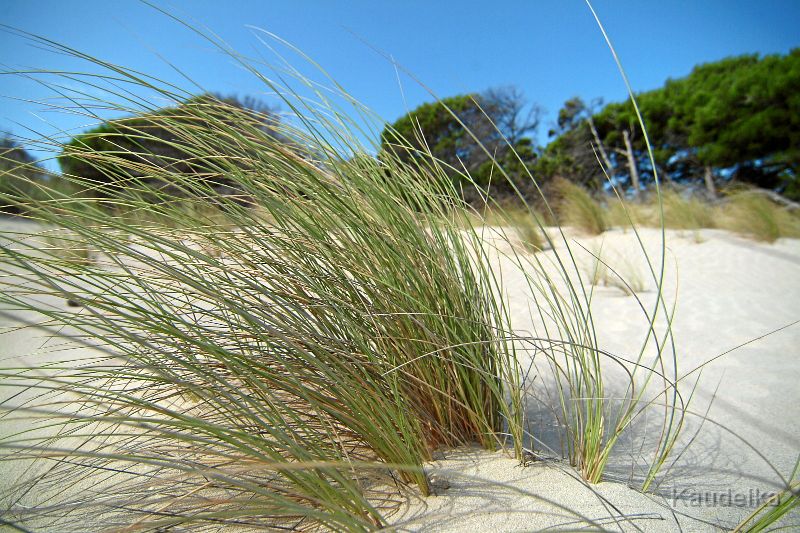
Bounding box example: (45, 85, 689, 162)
(2, 219, 799, 531)
(391, 227, 800, 531)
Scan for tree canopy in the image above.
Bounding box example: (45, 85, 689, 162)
(538, 49, 800, 199)
(668, 50, 800, 195)
(379, 87, 541, 200)
(537, 97, 609, 190)
(1, 135, 49, 214)
(54, 50, 800, 204)
(58, 94, 281, 196)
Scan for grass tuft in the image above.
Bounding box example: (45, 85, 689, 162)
(38, 226, 95, 267)
(0, 13, 696, 531)
(554, 179, 607, 235)
(720, 191, 800, 242)
(605, 195, 652, 229)
(661, 189, 715, 233)
(0, 34, 528, 531)
(583, 243, 646, 296)
(485, 205, 545, 253)
(733, 455, 800, 532)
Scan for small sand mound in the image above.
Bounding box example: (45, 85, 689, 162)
(389, 449, 709, 532)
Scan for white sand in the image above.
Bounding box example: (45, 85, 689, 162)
(390, 227, 800, 531)
(2, 220, 799, 531)
(390, 449, 704, 531)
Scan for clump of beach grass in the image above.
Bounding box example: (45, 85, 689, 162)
(554, 178, 607, 235)
(661, 189, 716, 239)
(583, 243, 646, 296)
(0, 32, 526, 532)
(509, 209, 545, 253)
(39, 226, 95, 268)
(0, 13, 694, 531)
(479, 205, 545, 253)
(719, 191, 800, 242)
(605, 194, 653, 229)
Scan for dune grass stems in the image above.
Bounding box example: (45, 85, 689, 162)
(0, 6, 700, 530)
(553, 179, 608, 235)
(720, 190, 800, 242)
(0, 34, 530, 529)
(733, 454, 800, 532)
(661, 189, 715, 232)
(584, 2, 689, 492)
(420, 67, 684, 488)
(500, 207, 546, 253)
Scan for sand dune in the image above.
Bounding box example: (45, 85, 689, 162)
(391, 228, 800, 531)
(2, 220, 798, 531)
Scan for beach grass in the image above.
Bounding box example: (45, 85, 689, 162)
(661, 189, 716, 230)
(583, 243, 646, 296)
(606, 194, 653, 228)
(566, 186, 800, 245)
(733, 455, 800, 532)
(554, 179, 608, 235)
(0, 31, 528, 531)
(478, 204, 546, 253)
(0, 11, 714, 532)
(719, 191, 800, 242)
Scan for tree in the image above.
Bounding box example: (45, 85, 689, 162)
(379, 87, 542, 200)
(537, 97, 610, 190)
(481, 86, 541, 145)
(1, 134, 49, 214)
(58, 94, 281, 196)
(673, 50, 800, 198)
(593, 101, 647, 198)
(541, 50, 800, 200)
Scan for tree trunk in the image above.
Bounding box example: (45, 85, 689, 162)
(703, 165, 717, 199)
(622, 129, 640, 199)
(587, 117, 613, 175)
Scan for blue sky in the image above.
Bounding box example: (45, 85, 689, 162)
(2, 1, 800, 170)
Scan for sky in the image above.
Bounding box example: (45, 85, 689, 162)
(2, 0, 800, 171)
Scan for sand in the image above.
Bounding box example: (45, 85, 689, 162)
(389, 227, 800, 531)
(2, 219, 799, 531)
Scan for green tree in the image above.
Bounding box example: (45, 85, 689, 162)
(58, 94, 281, 196)
(674, 50, 800, 197)
(537, 97, 610, 191)
(542, 50, 800, 200)
(380, 87, 541, 200)
(1, 134, 49, 214)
